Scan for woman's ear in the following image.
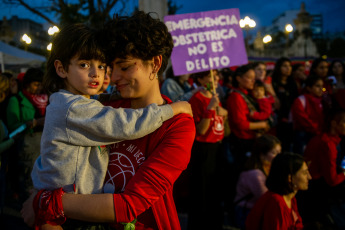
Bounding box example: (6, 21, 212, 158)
(288, 174, 292, 183)
(152, 55, 162, 74)
(54, 60, 67, 79)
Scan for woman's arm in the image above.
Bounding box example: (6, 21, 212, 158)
(63, 193, 115, 222)
(63, 115, 196, 223)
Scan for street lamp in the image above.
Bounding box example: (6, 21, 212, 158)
(285, 24, 293, 49)
(47, 43, 52, 51)
(48, 26, 59, 36)
(21, 33, 32, 51)
(263, 35, 272, 44)
(240, 16, 256, 51)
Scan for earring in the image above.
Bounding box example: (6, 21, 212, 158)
(149, 73, 155, 81)
(156, 73, 158, 79)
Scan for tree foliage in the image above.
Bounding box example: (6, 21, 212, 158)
(1, 0, 126, 28)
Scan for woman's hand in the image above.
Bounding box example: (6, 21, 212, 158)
(21, 190, 37, 227)
(207, 94, 220, 111)
(170, 101, 193, 117)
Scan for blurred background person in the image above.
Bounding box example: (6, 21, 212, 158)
(301, 109, 345, 229)
(272, 57, 299, 152)
(161, 66, 200, 102)
(188, 69, 227, 230)
(0, 71, 18, 127)
(290, 76, 324, 155)
(233, 134, 281, 229)
(328, 60, 345, 110)
(246, 152, 311, 230)
(227, 64, 270, 173)
(5, 67, 46, 204)
(253, 62, 277, 102)
(291, 63, 307, 94)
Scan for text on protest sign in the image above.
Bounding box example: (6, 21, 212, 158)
(165, 8, 248, 76)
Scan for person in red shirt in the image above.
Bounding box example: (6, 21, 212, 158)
(226, 64, 269, 171)
(246, 152, 311, 230)
(300, 109, 345, 229)
(291, 76, 324, 155)
(22, 11, 195, 230)
(188, 70, 227, 229)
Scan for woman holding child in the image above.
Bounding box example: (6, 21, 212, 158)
(23, 11, 195, 230)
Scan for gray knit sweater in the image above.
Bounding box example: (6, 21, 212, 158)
(31, 90, 173, 194)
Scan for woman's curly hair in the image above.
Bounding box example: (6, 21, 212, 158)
(103, 11, 174, 77)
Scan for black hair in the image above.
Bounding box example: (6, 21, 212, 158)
(323, 108, 345, 132)
(245, 134, 281, 174)
(232, 64, 254, 88)
(309, 57, 328, 78)
(271, 57, 291, 84)
(102, 11, 173, 77)
(266, 152, 305, 195)
(44, 23, 105, 95)
(328, 59, 345, 83)
(22, 68, 44, 89)
(191, 71, 210, 86)
(304, 75, 323, 88)
(254, 79, 265, 88)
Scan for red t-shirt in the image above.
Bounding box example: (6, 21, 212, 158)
(226, 88, 256, 139)
(103, 95, 195, 230)
(304, 133, 345, 186)
(189, 91, 224, 143)
(246, 191, 303, 230)
(291, 94, 324, 134)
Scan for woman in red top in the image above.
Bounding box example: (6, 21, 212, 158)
(23, 11, 195, 230)
(300, 109, 345, 229)
(246, 152, 311, 230)
(226, 64, 269, 171)
(188, 70, 227, 229)
(291, 76, 324, 155)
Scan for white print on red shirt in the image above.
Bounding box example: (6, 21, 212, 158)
(103, 142, 146, 194)
(212, 115, 224, 136)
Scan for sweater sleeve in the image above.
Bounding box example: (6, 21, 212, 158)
(251, 98, 272, 120)
(227, 92, 250, 130)
(247, 170, 268, 203)
(291, 96, 318, 133)
(66, 98, 174, 146)
(113, 115, 195, 223)
(320, 141, 345, 186)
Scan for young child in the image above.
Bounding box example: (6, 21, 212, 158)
(31, 23, 191, 198)
(291, 76, 324, 154)
(250, 80, 275, 130)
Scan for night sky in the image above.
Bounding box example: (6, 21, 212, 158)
(0, 0, 344, 33)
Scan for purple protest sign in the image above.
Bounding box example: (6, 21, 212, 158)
(164, 8, 248, 76)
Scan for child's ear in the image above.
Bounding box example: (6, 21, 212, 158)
(54, 60, 67, 78)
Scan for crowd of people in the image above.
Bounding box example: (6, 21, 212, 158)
(0, 10, 345, 230)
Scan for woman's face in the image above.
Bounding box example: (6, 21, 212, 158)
(332, 62, 344, 76)
(291, 162, 311, 191)
(110, 56, 154, 99)
(254, 63, 267, 81)
(261, 144, 281, 163)
(198, 70, 219, 90)
(26, 81, 42, 94)
(237, 69, 255, 90)
(314, 61, 329, 78)
(294, 66, 307, 81)
(307, 79, 324, 98)
(280, 61, 292, 77)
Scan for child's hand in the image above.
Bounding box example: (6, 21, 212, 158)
(170, 101, 193, 117)
(21, 189, 37, 227)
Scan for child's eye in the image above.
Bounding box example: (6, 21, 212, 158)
(99, 65, 106, 70)
(80, 63, 90, 68)
(121, 66, 129, 71)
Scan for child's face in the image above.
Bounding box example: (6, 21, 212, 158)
(252, 86, 265, 99)
(307, 79, 323, 98)
(57, 55, 106, 98)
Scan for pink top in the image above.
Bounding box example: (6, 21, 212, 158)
(234, 169, 268, 209)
